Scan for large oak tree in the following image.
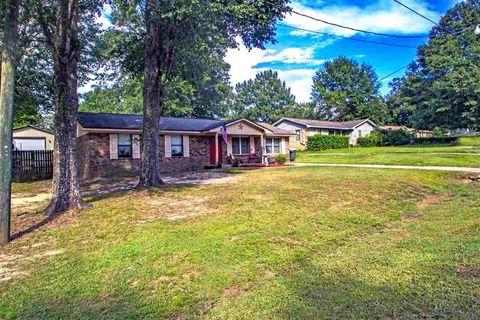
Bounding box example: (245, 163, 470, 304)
(110, 0, 291, 188)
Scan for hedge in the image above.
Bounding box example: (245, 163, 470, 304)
(383, 130, 411, 146)
(307, 134, 350, 151)
(357, 132, 384, 147)
(413, 137, 458, 145)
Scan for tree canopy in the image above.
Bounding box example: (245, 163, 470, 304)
(387, 0, 480, 130)
(311, 56, 388, 124)
(231, 70, 296, 123)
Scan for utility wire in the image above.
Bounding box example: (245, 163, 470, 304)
(391, 0, 469, 36)
(278, 24, 420, 49)
(379, 64, 410, 82)
(290, 9, 429, 39)
(392, 0, 439, 27)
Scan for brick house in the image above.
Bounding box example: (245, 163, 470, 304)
(76, 112, 294, 178)
(273, 118, 377, 150)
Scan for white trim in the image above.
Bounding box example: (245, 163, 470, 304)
(132, 134, 141, 159)
(249, 136, 255, 154)
(164, 135, 171, 158)
(215, 134, 219, 164)
(227, 136, 232, 155)
(264, 137, 282, 155)
(183, 135, 190, 157)
(109, 134, 118, 159)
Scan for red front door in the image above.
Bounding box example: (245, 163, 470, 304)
(209, 136, 223, 165)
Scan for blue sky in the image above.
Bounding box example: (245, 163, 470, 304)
(225, 0, 463, 102)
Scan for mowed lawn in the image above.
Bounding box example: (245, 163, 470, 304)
(1, 167, 480, 319)
(297, 144, 480, 167)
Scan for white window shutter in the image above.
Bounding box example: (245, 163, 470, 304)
(109, 134, 118, 159)
(164, 135, 171, 158)
(250, 136, 255, 154)
(183, 135, 190, 157)
(132, 134, 141, 159)
(281, 138, 286, 154)
(227, 136, 232, 155)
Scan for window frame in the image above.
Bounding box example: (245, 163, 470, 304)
(265, 137, 281, 154)
(232, 137, 250, 155)
(117, 134, 133, 158)
(171, 135, 184, 157)
(295, 129, 301, 141)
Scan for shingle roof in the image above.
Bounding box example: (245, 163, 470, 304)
(278, 118, 373, 130)
(78, 112, 225, 132)
(257, 122, 295, 135)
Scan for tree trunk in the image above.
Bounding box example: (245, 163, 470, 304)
(137, 10, 164, 188)
(0, 0, 19, 245)
(45, 0, 84, 214)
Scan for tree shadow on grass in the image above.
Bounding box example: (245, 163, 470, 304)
(274, 259, 479, 319)
(10, 169, 248, 242)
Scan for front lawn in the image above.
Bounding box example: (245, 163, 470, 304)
(1, 167, 479, 319)
(297, 145, 480, 167)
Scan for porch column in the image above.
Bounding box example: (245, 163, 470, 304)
(260, 134, 264, 156)
(215, 133, 219, 164)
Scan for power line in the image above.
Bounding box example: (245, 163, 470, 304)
(277, 24, 420, 49)
(290, 9, 429, 39)
(392, 0, 439, 27)
(379, 64, 410, 82)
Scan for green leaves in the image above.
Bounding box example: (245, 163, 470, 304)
(392, 0, 480, 130)
(311, 57, 387, 124)
(231, 69, 296, 123)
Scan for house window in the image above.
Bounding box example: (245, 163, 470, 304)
(358, 130, 363, 137)
(171, 135, 183, 157)
(118, 134, 132, 158)
(295, 130, 301, 141)
(232, 137, 249, 155)
(265, 138, 281, 154)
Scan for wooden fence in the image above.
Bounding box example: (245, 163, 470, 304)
(12, 150, 53, 182)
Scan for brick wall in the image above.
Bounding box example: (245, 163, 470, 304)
(77, 133, 211, 179)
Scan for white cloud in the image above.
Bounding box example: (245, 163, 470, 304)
(225, 41, 323, 102)
(275, 69, 316, 102)
(284, 0, 439, 37)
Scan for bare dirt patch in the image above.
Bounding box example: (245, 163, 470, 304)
(416, 192, 455, 210)
(11, 193, 51, 214)
(0, 248, 65, 282)
(138, 197, 213, 222)
(457, 263, 480, 281)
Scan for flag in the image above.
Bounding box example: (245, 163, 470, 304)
(221, 122, 228, 144)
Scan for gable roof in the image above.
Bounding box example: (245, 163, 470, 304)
(78, 112, 226, 132)
(257, 122, 296, 136)
(274, 118, 375, 130)
(13, 125, 54, 135)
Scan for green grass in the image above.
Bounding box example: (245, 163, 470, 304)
(1, 167, 479, 319)
(297, 145, 480, 167)
(459, 136, 480, 146)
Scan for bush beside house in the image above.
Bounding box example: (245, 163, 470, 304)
(357, 131, 384, 147)
(307, 135, 349, 151)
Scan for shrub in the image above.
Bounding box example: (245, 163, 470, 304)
(357, 131, 384, 147)
(276, 154, 287, 165)
(307, 134, 350, 151)
(383, 129, 411, 146)
(432, 127, 445, 138)
(414, 137, 458, 145)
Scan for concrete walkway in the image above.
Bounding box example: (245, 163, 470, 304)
(293, 162, 480, 173)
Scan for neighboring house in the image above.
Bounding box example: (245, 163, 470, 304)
(76, 112, 294, 178)
(273, 118, 376, 149)
(12, 125, 54, 151)
(380, 126, 433, 138)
